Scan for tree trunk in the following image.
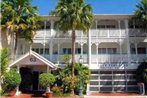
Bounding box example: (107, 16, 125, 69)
(14, 32, 18, 60)
(71, 30, 76, 95)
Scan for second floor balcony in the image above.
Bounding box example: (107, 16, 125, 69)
(34, 29, 147, 39)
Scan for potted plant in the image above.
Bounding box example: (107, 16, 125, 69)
(2, 69, 21, 96)
(136, 62, 147, 94)
(39, 73, 55, 98)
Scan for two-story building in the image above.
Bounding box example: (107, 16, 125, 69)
(1, 14, 147, 93)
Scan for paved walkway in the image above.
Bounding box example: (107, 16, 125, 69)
(84, 96, 147, 98)
(1, 93, 147, 98)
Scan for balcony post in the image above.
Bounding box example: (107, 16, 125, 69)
(88, 30, 91, 68)
(119, 41, 122, 63)
(125, 19, 130, 92)
(96, 43, 99, 67)
(49, 41, 53, 61)
(51, 20, 54, 36)
(43, 21, 47, 56)
(57, 43, 60, 64)
(80, 43, 84, 56)
(118, 20, 121, 37)
(125, 20, 131, 66)
(135, 43, 138, 55)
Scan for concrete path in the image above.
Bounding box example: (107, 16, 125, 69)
(84, 96, 147, 98)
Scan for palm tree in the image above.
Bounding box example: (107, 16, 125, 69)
(1, 0, 40, 59)
(51, 0, 93, 94)
(134, 0, 147, 31)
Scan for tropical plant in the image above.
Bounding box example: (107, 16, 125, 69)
(0, 48, 9, 94)
(0, 48, 9, 77)
(57, 63, 91, 94)
(50, 0, 93, 94)
(1, 0, 40, 58)
(2, 69, 21, 93)
(133, 0, 147, 31)
(39, 73, 56, 92)
(136, 62, 147, 94)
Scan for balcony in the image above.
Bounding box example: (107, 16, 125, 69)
(34, 30, 51, 38)
(90, 29, 126, 38)
(91, 54, 128, 64)
(34, 29, 127, 39)
(129, 29, 147, 37)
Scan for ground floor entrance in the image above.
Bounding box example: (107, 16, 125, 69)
(19, 67, 43, 92)
(89, 70, 138, 93)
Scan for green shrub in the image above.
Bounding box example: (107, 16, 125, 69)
(57, 63, 91, 94)
(52, 86, 63, 96)
(136, 62, 147, 94)
(136, 62, 147, 83)
(2, 69, 21, 92)
(0, 48, 9, 77)
(39, 73, 55, 89)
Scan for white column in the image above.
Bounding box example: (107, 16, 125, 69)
(135, 43, 138, 55)
(96, 43, 99, 66)
(51, 20, 54, 36)
(88, 30, 91, 67)
(135, 43, 138, 63)
(16, 65, 20, 96)
(119, 41, 122, 63)
(58, 43, 60, 64)
(125, 20, 131, 66)
(80, 43, 83, 56)
(43, 21, 47, 56)
(50, 20, 54, 61)
(118, 20, 121, 37)
(125, 20, 130, 92)
(49, 41, 53, 61)
(47, 66, 50, 73)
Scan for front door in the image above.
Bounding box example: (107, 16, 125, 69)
(32, 71, 39, 90)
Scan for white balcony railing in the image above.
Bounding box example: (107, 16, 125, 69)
(34, 29, 128, 38)
(91, 54, 128, 64)
(34, 29, 147, 39)
(34, 30, 51, 38)
(129, 29, 147, 37)
(90, 29, 126, 37)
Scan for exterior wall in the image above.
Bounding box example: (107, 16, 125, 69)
(0, 30, 11, 49)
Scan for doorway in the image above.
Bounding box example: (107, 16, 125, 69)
(32, 71, 39, 91)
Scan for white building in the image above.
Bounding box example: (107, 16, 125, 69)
(1, 14, 147, 93)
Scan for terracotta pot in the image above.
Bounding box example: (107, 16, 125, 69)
(9, 90, 16, 96)
(46, 92, 53, 98)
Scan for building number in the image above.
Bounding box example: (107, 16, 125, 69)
(30, 57, 36, 62)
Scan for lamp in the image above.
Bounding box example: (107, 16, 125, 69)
(79, 55, 83, 96)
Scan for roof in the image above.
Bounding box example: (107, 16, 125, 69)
(9, 50, 57, 69)
(40, 14, 133, 21)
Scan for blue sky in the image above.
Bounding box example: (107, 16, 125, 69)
(31, 0, 140, 15)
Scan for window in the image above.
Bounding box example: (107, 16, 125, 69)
(32, 48, 39, 53)
(76, 48, 81, 54)
(32, 48, 49, 54)
(138, 48, 146, 54)
(97, 25, 115, 29)
(98, 48, 117, 54)
(40, 48, 43, 54)
(62, 48, 71, 54)
(131, 48, 136, 54)
(45, 48, 49, 54)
